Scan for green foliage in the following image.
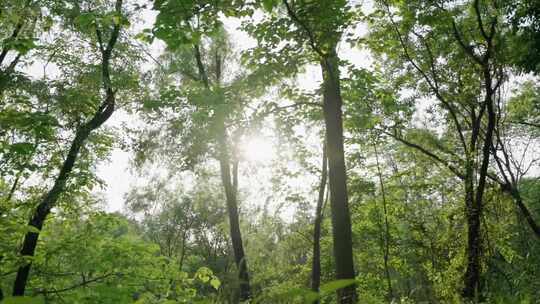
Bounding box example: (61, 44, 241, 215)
(252, 279, 357, 304)
(505, 0, 540, 73)
(153, 0, 248, 48)
(1, 296, 44, 304)
(506, 81, 540, 133)
(1, 0, 539, 303)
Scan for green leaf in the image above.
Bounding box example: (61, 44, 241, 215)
(112, 15, 121, 25)
(210, 278, 221, 290)
(319, 279, 357, 295)
(262, 0, 277, 12)
(74, 13, 96, 29)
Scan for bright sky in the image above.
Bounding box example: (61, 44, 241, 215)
(96, 8, 371, 214)
(44, 3, 538, 215)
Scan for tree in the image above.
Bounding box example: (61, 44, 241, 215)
(366, 0, 513, 299)
(12, 0, 125, 295)
(0, 0, 41, 94)
(141, 6, 264, 296)
(244, 1, 359, 302)
(1, 0, 540, 302)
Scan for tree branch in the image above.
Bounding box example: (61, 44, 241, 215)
(381, 129, 465, 179)
(384, 2, 468, 151)
(282, 0, 325, 58)
(35, 272, 122, 295)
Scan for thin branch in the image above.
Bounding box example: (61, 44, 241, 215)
(473, 0, 490, 41)
(381, 128, 465, 179)
(509, 121, 540, 129)
(451, 21, 483, 65)
(193, 43, 209, 88)
(282, 0, 325, 58)
(384, 2, 468, 151)
(95, 27, 105, 54)
(35, 272, 122, 295)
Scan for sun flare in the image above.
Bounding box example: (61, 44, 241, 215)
(241, 136, 275, 163)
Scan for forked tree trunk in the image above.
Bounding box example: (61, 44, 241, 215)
(463, 56, 497, 301)
(217, 127, 251, 301)
(194, 44, 252, 301)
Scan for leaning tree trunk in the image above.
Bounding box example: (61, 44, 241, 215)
(11, 1, 122, 294)
(12, 97, 116, 296)
(13, 125, 102, 295)
(12, 99, 116, 297)
(320, 51, 357, 304)
(311, 142, 327, 301)
(217, 126, 251, 301)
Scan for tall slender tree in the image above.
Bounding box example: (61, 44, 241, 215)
(140, 10, 261, 296)
(12, 0, 124, 295)
(194, 39, 252, 300)
(245, 1, 360, 302)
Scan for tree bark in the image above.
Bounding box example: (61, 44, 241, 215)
(463, 61, 497, 300)
(311, 142, 327, 300)
(217, 127, 251, 301)
(278, 3, 357, 299)
(194, 42, 251, 301)
(320, 52, 357, 304)
(462, 170, 482, 300)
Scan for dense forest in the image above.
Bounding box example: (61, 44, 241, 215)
(0, 0, 539, 303)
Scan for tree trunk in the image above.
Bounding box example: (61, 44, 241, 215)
(462, 176, 482, 300)
(217, 127, 251, 301)
(311, 142, 327, 300)
(373, 143, 393, 301)
(463, 57, 497, 301)
(11, 3, 121, 292)
(13, 121, 110, 295)
(320, 52, 357, 304)
(194, 41, 251, 301)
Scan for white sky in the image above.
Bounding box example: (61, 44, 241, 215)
(96, 7, 372, 214)
(19, 2, 536, 215)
